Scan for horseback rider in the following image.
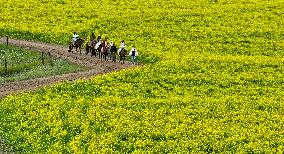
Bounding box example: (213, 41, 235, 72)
(72, 32, 79, 45)
(97, 35, 101, 42)
(88, 32, 96, 47)
(109, 41, 114, 47)
(109, 41, 117, 62)
(120, 40, 126, 48)
(72, 32, 79, 46)
(103, 39, 108, 47)
(90, 32, 96, 41)
(118, 40, 126, 54)
(129, 46, 138, 65)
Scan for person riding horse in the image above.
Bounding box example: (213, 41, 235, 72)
(72, 32, 79, 46)
(86, 32, 97, 56)
(101, 39, 109, 61)
(69, 32, 85, 54)
(97, 35, 101, 42)
(118, 40, 126, 53)
(109, 41, 117, 62)
(90, 32, 96, 41)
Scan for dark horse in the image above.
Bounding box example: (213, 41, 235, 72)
(68, 38, 85, 54)
(85, 40, 97, 57)
(110, 45, 117, 62)
(119, 48, 127, 64)
(101, 45, 109, 61)
(89, 41, 104, 58)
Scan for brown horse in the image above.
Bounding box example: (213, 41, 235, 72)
(101, 45, 109, 61)
(68, 38, 85, 54)
(119, 48, 127, 64)
(85, 40, 97, 57)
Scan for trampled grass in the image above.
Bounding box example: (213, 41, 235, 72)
(0, 0, 283, 153)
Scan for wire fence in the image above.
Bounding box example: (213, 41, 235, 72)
(0, 51, 54, 77)
(1, 37, 53, 76)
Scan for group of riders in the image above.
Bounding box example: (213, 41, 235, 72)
(70, 32, 138, 64)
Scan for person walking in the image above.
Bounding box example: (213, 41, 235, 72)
(129, 46, 138, 65)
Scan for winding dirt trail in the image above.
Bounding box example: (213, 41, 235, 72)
(0, 37, 134, 98)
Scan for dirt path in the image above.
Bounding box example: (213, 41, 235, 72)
(0, 37, 135, 98)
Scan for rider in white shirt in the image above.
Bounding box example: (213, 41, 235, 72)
(118, 40, 126, 53)
(72, 32, 79, 45)
(95, 41, 101, 50)
(120, 40, 126, 48)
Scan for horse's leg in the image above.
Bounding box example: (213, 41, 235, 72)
(86, 45, 89, 55)
(69, 45, 73, 53)
(98, 49, 100, 58)
(112, 53, 115, 62)
(112, 53, 114, 62)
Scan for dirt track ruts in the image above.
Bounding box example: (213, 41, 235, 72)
(0, 37, 134, 98)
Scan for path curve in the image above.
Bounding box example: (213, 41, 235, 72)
(0, 37, 134, 98)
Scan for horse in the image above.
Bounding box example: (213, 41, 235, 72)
(101, 45, 109, 61)
(68, 38, 85, 54)
(119, 48, 127, 64)
(92, 41, 103, 58)
(85, 40, 97, 57)
(109, 45, 117, 62)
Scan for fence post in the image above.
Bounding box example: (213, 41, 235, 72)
(41, 52, 44, 65)
(6, 36, 8, 46)
(4, 58, 7, 75)
(48, 52, 53, 66)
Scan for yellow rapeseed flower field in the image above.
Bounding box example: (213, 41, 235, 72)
(0, 0, 284, 153)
